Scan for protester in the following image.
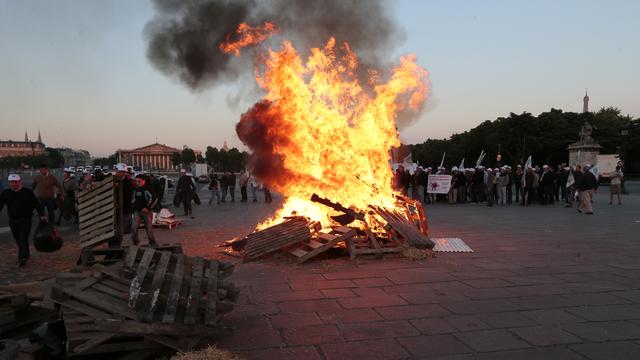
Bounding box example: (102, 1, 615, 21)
(80, 171, 96, 191)
(263, 184, 273, 203)
(496, 168, 508, 206)
(539, 165, 555, 205)
(208, 171, 221, 205)
(32, 163, 63, 224)
(413, 167, 427, 203)
(609, 165, 623, 205)
(228, 172, 237, 202)
(448, 167, 458, 204)
(456, 168, 467, 204)
(0, 174, 46, 267)
(177, 169, 196, 217)
(239, 170, 249, 202)
(131, 174, 158, 246)
(249, 172, 259, 202)
(57, 169, 79, 225)
(576, 165, 597, 215)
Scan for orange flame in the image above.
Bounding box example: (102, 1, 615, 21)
(237, 36, 430, 228)
(219, 22, 279, 56)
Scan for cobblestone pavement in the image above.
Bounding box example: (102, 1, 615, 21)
(1, 188, 639, 359)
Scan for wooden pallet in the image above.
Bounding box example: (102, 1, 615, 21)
(346, 230, 401, 260)
(243, 218, 312, 261)
(77, 243, 183, 266)
(288, 226, 355, 263)
(371, 205, 435, 249)
(50, 249, 237, 356)
(77, 176, 116, 248)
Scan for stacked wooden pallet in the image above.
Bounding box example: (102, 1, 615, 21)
(77, 176, 116, 248)
(243, 218, 312, 261)
(48, 247, 238, 357)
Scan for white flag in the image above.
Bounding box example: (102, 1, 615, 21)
(475, 150, 485, 167)
(439, 152, 446, 168)
(566, 170, 575, 188)
(521, 155, 532, 187)
(458, 158, 465, 170)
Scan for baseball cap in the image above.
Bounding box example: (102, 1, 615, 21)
(8, 174, 20, 181)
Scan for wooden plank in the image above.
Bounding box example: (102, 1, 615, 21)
(244, 225, 311, 260)
(76, 177, 113, 200)
(70, 332, 116, 354)
(162, 254, 184, 324)
(78, 198, 114, 222)
(289, 248, 308, 258)
(80, 216, 114, 236)
(63, 287, 138, 320)
(79, 207, 114, 230)
(291, 228, 355, 263)
(144, 250, 171, 321)
(184, 257, 204, 325)
(73, 339, 164, 355)
(80, 230, 115, 248)
(205, 260, 219, 326)
(124, 246, 140, 268)
(57, 298, 112, 320)
(79, 219, 114, 238)
(94, 319, 228, 337)
(78, 188, 113, 211)
(129, 247, 156, 308)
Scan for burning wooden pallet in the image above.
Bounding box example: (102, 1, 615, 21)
(47, 248, 237, 357)
(288, 226, 355, 263)
(243, 218, 312, 261)
(371, 205, 435, 249)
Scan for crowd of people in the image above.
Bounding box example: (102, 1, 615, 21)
(393, 163, 625, 215)
(206, 170, 272, 205)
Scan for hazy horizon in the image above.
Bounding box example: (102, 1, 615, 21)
(1, 0, 638, 157)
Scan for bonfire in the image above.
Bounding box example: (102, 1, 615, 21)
(221, 23, 434, 262)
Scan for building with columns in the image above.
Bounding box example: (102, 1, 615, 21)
(116, 143, 197, 171)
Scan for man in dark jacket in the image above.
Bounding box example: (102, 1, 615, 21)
(114, 164, 135, 245)
(539, 165, 556, 205)
(0, 174, 46, 267)
(131, 174, 158, 246)
(177, 169, 196, 216)
(576, 165, 597, 215)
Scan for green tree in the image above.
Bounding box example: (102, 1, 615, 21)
(45, 147, 64, 168)
(171, 152, 182, 167)
(181, 147, 196, 165)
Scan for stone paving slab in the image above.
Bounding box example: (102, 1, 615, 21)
(1, 190, 639, 358)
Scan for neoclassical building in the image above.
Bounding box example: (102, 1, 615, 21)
(116, 143, 201, 170)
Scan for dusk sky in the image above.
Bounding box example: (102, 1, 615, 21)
(1, 0, 638, 157)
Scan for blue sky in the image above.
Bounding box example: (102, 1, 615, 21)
(1, 0, 638, 156)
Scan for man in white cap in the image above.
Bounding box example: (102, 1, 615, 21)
(0, 174, 46, 267)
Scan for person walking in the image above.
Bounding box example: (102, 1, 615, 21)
(448, 167, 458, 204)
(32, 164, 63, 224)
(177, 169, 196, 217)
(609, 166, 623, 205)
(577, 165, 597, 215)
(0, 174, 46, 267)
(228, 172, 237, 202)
(208, 172, 221, 205)
(239, 170, 249, 202)
(56, 169, 79, 225)
(539, 165, 555, 205)
(496, 169, 508, 206)
(249, 173, 259, 202)
(131, 174, 158, 246)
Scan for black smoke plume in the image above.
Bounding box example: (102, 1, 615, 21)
(145, 0, 402, 91)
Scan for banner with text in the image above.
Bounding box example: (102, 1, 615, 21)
(427, 175, 452, 194)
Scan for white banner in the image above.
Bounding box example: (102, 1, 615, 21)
(427, 175, 452, 194)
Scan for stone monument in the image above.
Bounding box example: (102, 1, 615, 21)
(568, 122, 601, 167)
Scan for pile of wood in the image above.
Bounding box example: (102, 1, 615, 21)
(233, 194, 434, 263)
(46, 246, 238, 358)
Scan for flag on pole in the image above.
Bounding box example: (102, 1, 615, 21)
(566, 169, 575, 188)
(475, 150, 485, 167)
(458, 158, 465, 170)
(439, 152, 446, 168)
(521, 155, 532, 188)
(590, 165, 599, 178)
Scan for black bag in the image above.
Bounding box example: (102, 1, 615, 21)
(192, 192, 201, 205)
(173, 192, 181, 207)
(33, 221, 63, 252)
(30, 320, 66, 358)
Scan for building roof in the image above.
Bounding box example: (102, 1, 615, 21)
(118, 143, 180, 154)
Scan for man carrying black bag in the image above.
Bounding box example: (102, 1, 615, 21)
(131, 174, 158, 247)
(0, 174, 46, 267)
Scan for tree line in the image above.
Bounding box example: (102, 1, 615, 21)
(0, 147, 65, 169)
(411, 107, 640, 173)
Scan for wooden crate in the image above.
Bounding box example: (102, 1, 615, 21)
(288, 226, 355, 263)
(77, 243, 183, 267)
(371, 205, 435, 249)
(77, 177, 116, 248)
(346, 229, 401, 260)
